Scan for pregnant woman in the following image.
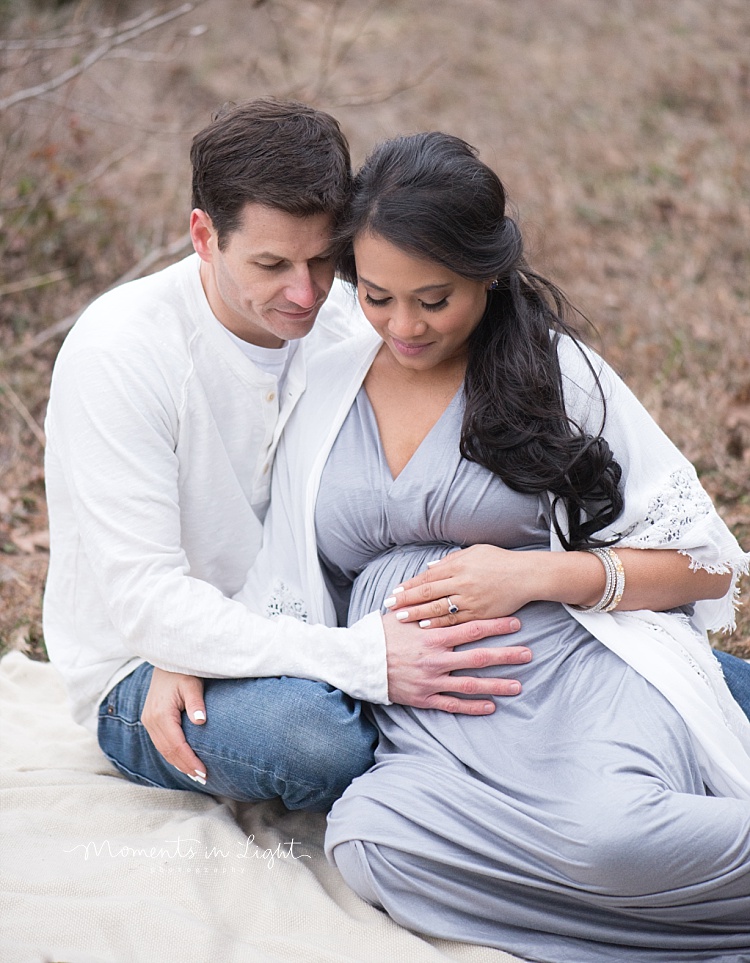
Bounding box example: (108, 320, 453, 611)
(236, 131, 750, 962)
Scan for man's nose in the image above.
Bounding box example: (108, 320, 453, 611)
(285, 268, 317, 308)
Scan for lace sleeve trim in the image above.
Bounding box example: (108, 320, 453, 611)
(618, 467, 749, 632)
(624, 467, 713, 547)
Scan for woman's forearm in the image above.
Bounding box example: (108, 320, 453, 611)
(542, 548, 732, 613)
(386, 544, 734, 628)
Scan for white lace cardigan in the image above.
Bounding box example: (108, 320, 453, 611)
(237, 312, 750, 798)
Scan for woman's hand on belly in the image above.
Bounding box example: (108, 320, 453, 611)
(384, 545, 542, 628)
(385, 544, 734, 626)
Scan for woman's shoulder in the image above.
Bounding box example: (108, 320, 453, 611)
(555, 332, 610, 402)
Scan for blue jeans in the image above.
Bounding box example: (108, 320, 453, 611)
(98, 663, 377, 812)
(715, 649, 750, 720)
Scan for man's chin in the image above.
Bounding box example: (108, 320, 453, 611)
(269, 307, 322, 340)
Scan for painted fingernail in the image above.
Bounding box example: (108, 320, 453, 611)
(426, 560, 442, 568)
(194, 769, 207, 779)
(508, 683, 521, 694)
(188, 773, 207, 786)
(419, 619, 431, 628)
(509, 618, 521, 631)
(395, 611, 409, 621)
(384, 596, 397, 608)
(390, 586, 404, 594)
(193, 710, 206, 722)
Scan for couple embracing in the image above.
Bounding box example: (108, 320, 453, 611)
(44, 99, 750, 962)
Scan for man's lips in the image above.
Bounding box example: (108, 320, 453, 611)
(273, 302, 323, 321)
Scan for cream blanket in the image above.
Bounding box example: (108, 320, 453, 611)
(0, 652, 525, 963)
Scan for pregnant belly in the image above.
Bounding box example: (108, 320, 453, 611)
(347, 542, 455, 626)
(348, 542, 599, 683)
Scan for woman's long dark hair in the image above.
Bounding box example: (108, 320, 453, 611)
(337, 132, 623, 550)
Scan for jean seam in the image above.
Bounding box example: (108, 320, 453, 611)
(186, 743, 340, 795)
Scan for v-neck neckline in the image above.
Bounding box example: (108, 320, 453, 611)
(360, 385, 462, 484)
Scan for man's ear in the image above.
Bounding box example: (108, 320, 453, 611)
(190, 209, 216, 263)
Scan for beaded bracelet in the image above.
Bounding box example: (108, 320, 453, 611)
(573, 547, 625, 613)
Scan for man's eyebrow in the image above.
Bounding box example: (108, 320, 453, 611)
(252, 247, 336, 262)
(357, 275, 451, 295)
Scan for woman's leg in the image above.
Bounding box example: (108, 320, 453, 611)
(714, 649, 750, 721)
(98, 663, 377, 811)
(327, 763, 750, 962)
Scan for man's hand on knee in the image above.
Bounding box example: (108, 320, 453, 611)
(141, 667, 208, 784)
(383, 614, 530, 714)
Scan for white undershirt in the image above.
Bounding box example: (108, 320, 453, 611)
(218, 322, 299, 390)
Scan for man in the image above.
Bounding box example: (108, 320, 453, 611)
(44, 99, 528, 812)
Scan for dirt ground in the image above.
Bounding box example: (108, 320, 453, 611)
(1, 0, 749, 660)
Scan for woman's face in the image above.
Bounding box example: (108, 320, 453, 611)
(352, 232, 491, 372)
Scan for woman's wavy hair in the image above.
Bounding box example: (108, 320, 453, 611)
(336, 132, 623, 550)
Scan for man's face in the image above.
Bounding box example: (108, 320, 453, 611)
(191, 202, 336, 348)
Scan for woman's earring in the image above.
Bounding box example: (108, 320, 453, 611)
(489, 279, 499, 290)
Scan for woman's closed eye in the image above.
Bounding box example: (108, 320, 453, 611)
(421, 297, 448, 312)
(364, 292, 391, 307)
(364, 293, 449, 312)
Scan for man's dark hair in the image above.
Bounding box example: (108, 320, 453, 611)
(191, 98, 352, 249)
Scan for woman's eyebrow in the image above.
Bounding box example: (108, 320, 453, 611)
(357, 275, 451, 294)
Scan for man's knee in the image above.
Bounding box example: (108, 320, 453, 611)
(268, 679, 377, 805)
(194, 676, 376, 809)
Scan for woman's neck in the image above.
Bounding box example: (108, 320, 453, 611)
(363, 344, 466, 480)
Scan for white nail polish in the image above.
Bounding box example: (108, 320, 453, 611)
(193, 710, 206, 721)
(395, 611, 409, 621)
(392, 586, 404, 594)
(419, 619, 431, 628)
(188, 773, 207, 786)
(194, 769, 207, 779)
(426, 560, 442, 568)
(384, 596, 396, 608)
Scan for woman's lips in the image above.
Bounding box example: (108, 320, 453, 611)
(391, 336, 433, 356)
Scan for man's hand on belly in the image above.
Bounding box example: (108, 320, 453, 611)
(383, 613, 531, 714)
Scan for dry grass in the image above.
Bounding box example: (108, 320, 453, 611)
(1, 0, 748, 658)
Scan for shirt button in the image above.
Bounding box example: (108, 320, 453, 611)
(266, 391, 276, 403)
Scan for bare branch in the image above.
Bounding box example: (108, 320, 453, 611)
(0, 374, 46, 448)
(26, 91, 194, 135)
(0, 270, 69, 298)
(0, 232, 193, 362)
(0, 2, 203, 113)
(312, 0, 348, 98)
(325, 58, 442, 108)
(327, 0, 384, 77)
(0, 5, 188, 51)
(264, 0, 295, 86)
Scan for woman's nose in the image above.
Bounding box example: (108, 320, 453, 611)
(387, 305, 428, 338)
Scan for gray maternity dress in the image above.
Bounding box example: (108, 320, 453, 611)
(318, 388, 750, 963)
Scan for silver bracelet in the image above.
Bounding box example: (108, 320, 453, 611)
(601, 548, 625, 612)
(573, 547, 625, 613)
